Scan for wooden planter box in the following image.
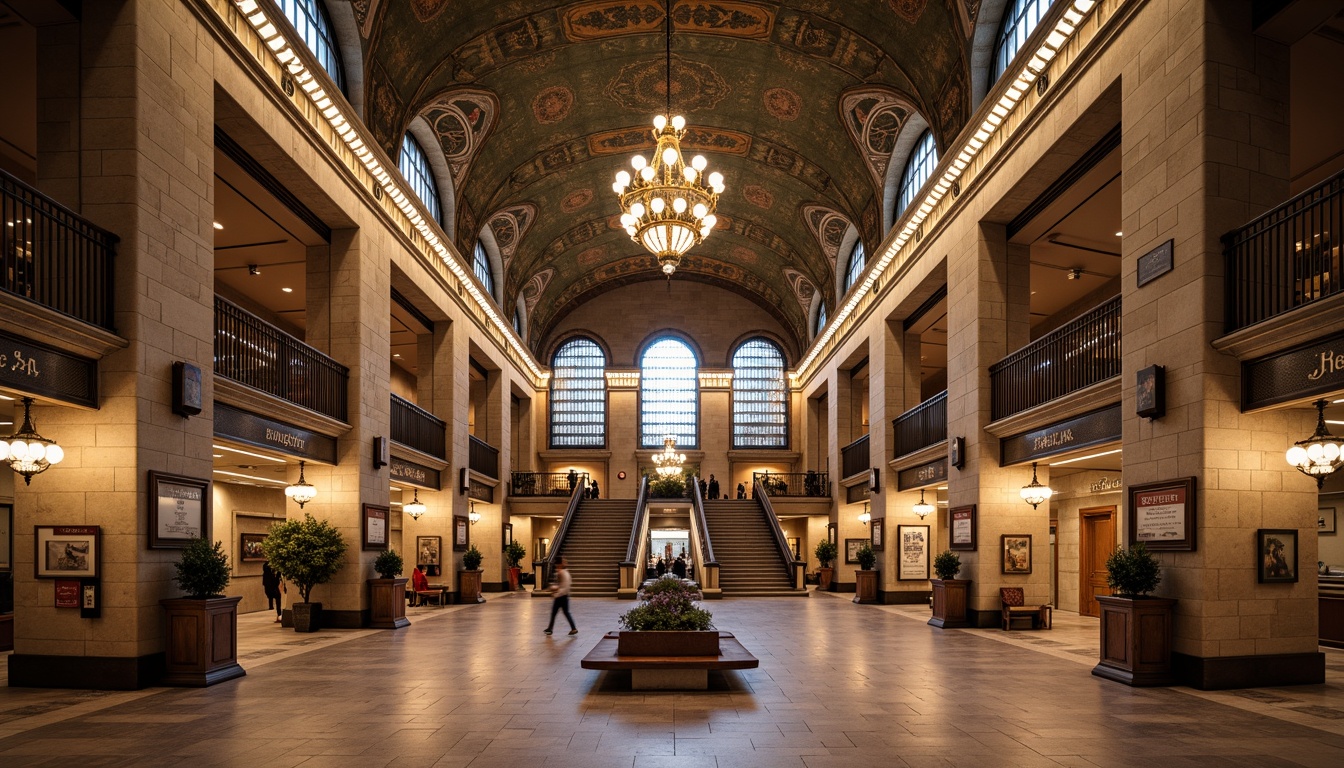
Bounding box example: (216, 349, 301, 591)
(292, 601, 322, 632)
(929, 579, 970, 628)
(160, 596, 245, 687)
(368, 578, 410, 629)
(1093, 595, 1177, 687)
(818, 567, 834, 591)
(459, 569, 484, 603)
(617, 630, 720, 657)
(853, 569, 878, 604)
(508, 566, 522, 591)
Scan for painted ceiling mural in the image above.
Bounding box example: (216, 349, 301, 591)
(353, 0, 975, 355)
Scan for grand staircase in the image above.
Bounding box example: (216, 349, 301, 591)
(555, 498, 636, 596)
(701, 499, 804, 596)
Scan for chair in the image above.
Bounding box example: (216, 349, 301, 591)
(1000, 587, 1051, 631)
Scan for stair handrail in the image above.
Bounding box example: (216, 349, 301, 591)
(688, 477, 720, 595)
(537, 475, 587, 590)
(754, 478, 806, 590)
(622, 475, 651, 567)
(689, 477, 717, 566)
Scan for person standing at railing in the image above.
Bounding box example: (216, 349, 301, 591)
(737, 482, 746, 499)
(567, 468, 578, 492)
(707, 475, 720, 500)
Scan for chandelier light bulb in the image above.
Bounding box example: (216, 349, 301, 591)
(626, 225, 638, 236)
(662, 261, 677, 275)
(640, 165, 656, 181)
(700, 226, 711, 237)
(692, 203, 707, 218)
(616, 170, 631, 186)
(702, 214, 717, 229)
(671, 115, 685, 130)
(620, 213, 636, 227)
(692, 155, 707, 171)
(630, 202, 645, 218)
(712, 181, 725, 194)
(650, 197, 665, 214)
(612, 181, 625, 194)
(673, 197, 687, 213)
(47, 444, 64, 464)
(708, 171, 723, 187)
(662, 147, 678, 165)
(682, 167, 697, 182)
(654, 114, 667, 131)
(1286, 445, 1308, 465)
(632, 155, 647, 170)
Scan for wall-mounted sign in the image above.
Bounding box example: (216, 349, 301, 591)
(897, 458, 948, 491)
(1136, 364, 1165, 419)
(1137, 239, 1174, 287)
(148, 471, 210, 549)
(213, 402, 336, 464)
(1089, 477, 1123, 494)
(1129, 476, 1197, 551)
(949, 505, 976, 551)
(0, 329, 97, 408)
(390, 456, 441, 490)
(1242, 330, 1344, 411)
(55, 579, 81, 608)
(896, 524, 930, 581)
(466, 478, 495, 504)
(1001, 404, 1121, 466)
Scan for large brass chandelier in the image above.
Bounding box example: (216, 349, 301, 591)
(652, 435, 686, 478)
(612, 0, 723, 277)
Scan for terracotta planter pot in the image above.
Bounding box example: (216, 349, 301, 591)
(617, 630, 720, 656)
(368, 578, 410, 629)
(853, 569, 878, 604)
(508, 566, 521, 591)
(1093, 595, 1177, 686)
(928, 579, 970, 628)
(292, 601, 322, 633)
(459, 569, 484, 603)
(159, 596, 245, 687)
(818, 567, 834, 591)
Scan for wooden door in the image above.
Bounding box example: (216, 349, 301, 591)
(1079, 506, 1116, 618)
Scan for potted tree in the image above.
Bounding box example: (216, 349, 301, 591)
(369, 549, 409, 630)
(160, 537, 245, 686)
(815, 539, 838, 591)
(1092, 543, 1176, 687)
(649, 475, 686, 499)
(853, 543, 878, 604)
(505, 540, 527, 591)
(459, 543, 485, 604)
(929, 550, 970, 628)
(263, 513, 347, 632)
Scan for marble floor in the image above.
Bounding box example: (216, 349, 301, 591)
(0, 590, 1342, 767)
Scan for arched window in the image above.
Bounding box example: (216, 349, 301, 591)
(473, 240, 495, 298)
(512, 307, 523, 336)
(842, 239, 866, 296)
(814, 303, 827, 337)
(732, 338, 787, 448)
(640, 338, 698, 448)
(399, 134, 442, 226)
(897, 131, 938, 218)
(550, 338, 606, 448)
(992, 0, 1054, 83)
(277, 0, 345, 93)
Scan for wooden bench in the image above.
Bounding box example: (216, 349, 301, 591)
(580, 631, 759, 690)
(1000, 587, 1051, 631)
(408, 585, 448, 607)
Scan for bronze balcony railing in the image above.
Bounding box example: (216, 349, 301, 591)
(893, 390, 947, 458)
(751, 471, 829, 498)
(390, 394, 445, 460)
(989, 296, 1120, 421)
(841, 433, 870, 479)
(469, 434, 499, 480)
(510, 471, 589, 497)
(214, 296, 349, 421)
(1, 168, 117, 331)
(1224, 169, 1344, 331)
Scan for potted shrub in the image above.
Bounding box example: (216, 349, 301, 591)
(368, 549, 409, 630)
(814, 539, 838, 591)
(160, 537, 245, 686)
(263, 513, 348, 632)
(504, 540, 527, 591)
(459, 543, 485, 604)
(649, 475, 687, 498)
(1092, 543, 1176, 687)
(929, 550, 970, 629)
(617, 575, 717, 656)
(853, 542, 878, 604)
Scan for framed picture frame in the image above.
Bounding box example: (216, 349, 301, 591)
(417, 535, 441, 570)
(949, 505, 976, 551)
(35, 526, 99, 579)
(1001, 534, 1032, 575)
(1135, 364, 1165, 419)
(1257, 529, 1298, 583)
(896, 525, 930, 580)
(453, 515, 469, 551)
(1128, 477, 1197, 551)
(844, 538, 865, 564)
(1320, 507, 1338, 535)
(787, 536, 801, 560)
(239, 533, 267, 562)
(0, 503, 12, 571)
(503, 522, 514, 551)
(148, 471, 210, 549)
(362, 504, 389, 551)
(871, 517, 884, 551)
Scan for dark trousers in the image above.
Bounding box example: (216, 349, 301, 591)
(546, 595, 575, 630)
(266, 593, 282, 617)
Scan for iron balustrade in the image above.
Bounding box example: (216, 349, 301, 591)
(751, 471, 829, 498)
(989, 296, 1121, 421)
(510, 471, 590, 497)
(893, 390, 948, 458)
(390, 394, 445, 460)
(469, 434, 499, 480)
(214, 296, 348, 421)
(1224, 169, 1344, 331)
(1, 168, 117, 331)
(841, 433, 870, 479)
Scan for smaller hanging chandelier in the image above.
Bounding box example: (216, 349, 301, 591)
(404, 489, 426, 521)
(652, 435, 686, 478)
(468, 500, 481, 525)
(857, 501, 871, 525)
(913, 489, 934, 519)
(1286, 399, 1344, 488)
(1019, 462, 1053, 509)
(285, 460, 316, 508)
(0, 397, 65, 485)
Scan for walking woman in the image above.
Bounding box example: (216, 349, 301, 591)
(262, 560, 285, 623)
(544, 557, 577, 635)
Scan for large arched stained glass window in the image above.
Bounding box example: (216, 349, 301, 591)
(992, 0, 1055, 83)
(814, 303, 827, 338)
(473, 241, 495, 299)
(640, 338, 698, 448)
(897, 130, 938, 218)
(550, 338, 606, 448)
(842, 239, 866, 296)
(732, 338, 787, 448)
(277, 0, 345, 93)
(400, 134, 442, 226)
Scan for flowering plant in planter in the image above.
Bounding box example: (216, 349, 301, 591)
(620, 575, 713, 631)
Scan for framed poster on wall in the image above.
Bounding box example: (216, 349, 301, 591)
(35, 526, 99, 579)
(844, 538, 865, 564)
(1257, 529, 1298, 583)
(1129, 477, 1196, 551)
(949, 505, 976, 551)
(453, 515, 469, 551)
(148, 471, 210, 549)
(871, 518, 884, 551)
(417, 536, 441, 571)
(896, 525, 929, 580)
(1001, 534, 1032, 574)
(362, 504, 389, 551)
(239, 533, 267, 562)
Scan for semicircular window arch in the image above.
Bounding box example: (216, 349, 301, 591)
(550, 338, 607, 448)
(842, 239, 866, 296)
(896, 130, 938, 220)
(732, 338, 787, 449)
(276, 0, 345, 94)
(399, 133, 443, 227)
(993, 0, 1055, 84)
(640, 338, 698, 449)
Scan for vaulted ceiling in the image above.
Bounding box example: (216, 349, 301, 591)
(350, 0, 981, 354)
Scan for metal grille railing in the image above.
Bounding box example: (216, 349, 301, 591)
(1, 168, 117, 331)
(1224, 169, 1344, 331)
(751, 471, 829, 498)
(894, 390, 947, 458)
(510, 471, 589, 497)
(469, 434, 499, 480)
(989, 296, 1121, 421)
(841, 433, 870, 479)
(390, 394, 445, 460)
(214, 295, 348, 421)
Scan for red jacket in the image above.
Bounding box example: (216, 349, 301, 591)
(411, 567, 429, 591)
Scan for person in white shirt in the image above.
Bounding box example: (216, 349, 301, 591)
(544, 556, 577, 635)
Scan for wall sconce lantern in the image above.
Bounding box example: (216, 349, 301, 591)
(285, 461, 316, 508)
(468, 499, 481, 525)
(1019, 462, 1053, 510)
(913, 490, 934, 519)
(1286, 399, 1343, 488)
(404, 489, 426, 521)
(857, 501, 871, 525)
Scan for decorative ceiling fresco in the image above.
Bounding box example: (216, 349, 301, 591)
(351, 0, 975, 355)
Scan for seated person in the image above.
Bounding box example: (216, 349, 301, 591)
(409, 564, 430, 604)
